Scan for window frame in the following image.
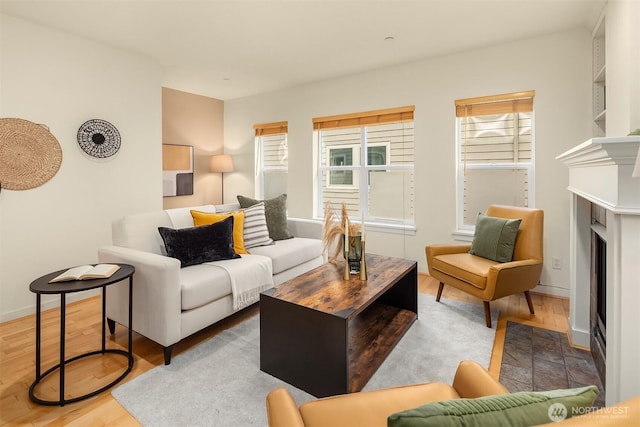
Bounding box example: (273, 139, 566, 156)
(254, 121, 288, 200)
(454, 91, 535, 234)
(313, 106, 415, 232)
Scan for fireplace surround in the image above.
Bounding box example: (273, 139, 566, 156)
(557, 136, 640, 406)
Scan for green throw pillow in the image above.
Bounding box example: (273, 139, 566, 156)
(388, 385, 599, 427)
(237, 194, 293, 241)
(469, 213, 521, 262)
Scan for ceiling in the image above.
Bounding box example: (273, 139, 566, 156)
(1, 0, 606, 100)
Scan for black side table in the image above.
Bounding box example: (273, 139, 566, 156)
(28, 264, 135, 406)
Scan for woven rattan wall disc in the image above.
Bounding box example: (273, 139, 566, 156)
(0, 118, 63, 190)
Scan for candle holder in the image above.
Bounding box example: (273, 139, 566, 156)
(359, 241, 367, 280)
(343, 245, 350, 280)
(343, 234, 362, 274)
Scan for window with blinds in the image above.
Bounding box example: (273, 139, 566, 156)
(455, 91, 535, 229)
(254, 121, 288, 199)
(313, 106, 415, 225)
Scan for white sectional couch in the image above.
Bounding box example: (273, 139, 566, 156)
(98, 203, 324, 364)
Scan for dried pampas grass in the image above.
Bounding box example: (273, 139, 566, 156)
(322, 202, 360, 262)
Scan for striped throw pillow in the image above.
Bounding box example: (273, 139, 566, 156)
(243, 202, 274, 249)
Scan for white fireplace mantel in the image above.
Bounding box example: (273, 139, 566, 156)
(557, 136, 640, 214)
(557, 136, 640, 406)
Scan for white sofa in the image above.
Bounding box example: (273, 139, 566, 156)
(98, 203, 324, 364)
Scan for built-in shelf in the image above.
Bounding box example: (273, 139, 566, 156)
(592, 8, 606, 137)
(594, 64, 606, 83)
(594, 109, 606, 122)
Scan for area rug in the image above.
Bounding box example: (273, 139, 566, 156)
(500, 321, 605, 408)
(112, 295, 498, 426)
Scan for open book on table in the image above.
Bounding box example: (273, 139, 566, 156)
(49, 264, 120, 283)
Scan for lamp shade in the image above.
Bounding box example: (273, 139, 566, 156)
(210, 154, 234, 173)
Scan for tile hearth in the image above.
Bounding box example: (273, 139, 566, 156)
(499, 321, 605, 408)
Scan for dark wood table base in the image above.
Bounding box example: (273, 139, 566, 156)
(260, 254, 417, 398)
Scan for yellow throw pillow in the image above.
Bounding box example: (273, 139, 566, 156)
(190, 210, 249, 255)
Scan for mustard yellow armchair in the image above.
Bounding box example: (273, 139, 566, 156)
(426, 205, 544, 328)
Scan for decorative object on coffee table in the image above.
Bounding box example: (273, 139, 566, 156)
(343, 216, 351, 279)
(77, 118, 121, 159)
(323, 202, 362, 262)
(0, 118, 62, 190)
(360, 240, 368, 280)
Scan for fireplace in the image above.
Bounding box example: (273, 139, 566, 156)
(590, 212, 606, 384)
(557, 136, 640, 406)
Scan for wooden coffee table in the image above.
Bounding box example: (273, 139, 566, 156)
(260, 253, 417, 397)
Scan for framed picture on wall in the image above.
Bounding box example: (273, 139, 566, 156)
(162, 144, 194, 197)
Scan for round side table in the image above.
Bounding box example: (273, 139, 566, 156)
(28, 264, 135, 406)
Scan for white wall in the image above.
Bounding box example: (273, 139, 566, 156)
(225, 29, 593, 297)
(0, 15, 163, 321)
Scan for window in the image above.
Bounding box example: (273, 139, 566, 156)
(455, 91, 535, 230)
(314, 106, 414, 228)
(254, 121, 288, 199)
(326, 143, 389, 188)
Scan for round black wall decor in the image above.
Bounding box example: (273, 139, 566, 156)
(77, 119, 121, 158)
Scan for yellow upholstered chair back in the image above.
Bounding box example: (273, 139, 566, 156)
(485, 205, 543, 262)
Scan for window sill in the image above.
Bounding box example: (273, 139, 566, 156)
(452, 229, 474, 242)
(312, 218, 416, 236)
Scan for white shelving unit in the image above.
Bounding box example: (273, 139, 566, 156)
(592, 9, 606, 137)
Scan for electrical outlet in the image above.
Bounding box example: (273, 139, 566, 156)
(552, 257, 562, 270)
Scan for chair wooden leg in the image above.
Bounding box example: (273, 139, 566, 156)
(436, 282, 444, 302)
(483, 301, 492, 328)
(524, 290, 535, 315)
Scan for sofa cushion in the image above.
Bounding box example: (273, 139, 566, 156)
(180, 264, 233, 311)
(238, 194, 293, 241)
(469, 213, 521, 263)
(242, 202, 274, 249)
(388, 385, 599, 427)
(190, 210, 249, 255)
(166, 205, 216, 229)
(112, 210, 173, 255)
(158, 216, 239, 267)
(248, 237, 322, 275)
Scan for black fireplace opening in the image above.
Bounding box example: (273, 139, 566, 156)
(594, 235, 606, 347)
(591, 228, 607, 385)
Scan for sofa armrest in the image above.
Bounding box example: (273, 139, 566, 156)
(98, 245, 182, 348)
(287, 217, 322, 240)
(452, 360, 509, 398)
(266, 388, 305, 427)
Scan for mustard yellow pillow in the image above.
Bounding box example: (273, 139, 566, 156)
(190, 210, 248, 255)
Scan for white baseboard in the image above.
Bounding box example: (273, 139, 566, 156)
(568, 317, 591, 348)
(0, 289, 99, 323)
(532, 283, 570, 298)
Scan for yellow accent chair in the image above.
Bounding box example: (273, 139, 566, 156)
(426, 205, 544, 328)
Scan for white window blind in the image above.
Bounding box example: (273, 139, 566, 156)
(254, 121, 288, 199)
(455, 91, 535, 228)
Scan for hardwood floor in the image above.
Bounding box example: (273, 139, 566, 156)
(0, 274, 569, 426)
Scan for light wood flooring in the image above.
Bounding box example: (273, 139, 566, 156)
(0, 274, 569, 426)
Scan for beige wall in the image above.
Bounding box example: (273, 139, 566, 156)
(162, 88, 225, 208)
(224, 28, 594, 297)
(0, 14, 162, 321)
